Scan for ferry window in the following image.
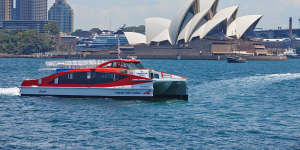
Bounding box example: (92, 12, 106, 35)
(102, 63, 112, 68)
(149, 73, 154, 79)
(54, 78, 58, 84)
(87, 72, 91, 79)
(136, 63, 144, 69)
(89, 72, 127, 84)
(114, 74, 127, 81)
(71, 72, 88, 84)
(49, 72, 127, 85)
(122, 63, 129, 69)
(126, 63, 144, 69)
(127, 63, 136, 69)
(68, 73, 73, 79)
(49, 72, 89, 84)
(154, 74, 160, 79)
(112, 62, 121, 68)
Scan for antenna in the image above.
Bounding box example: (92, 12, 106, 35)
(109, 17, 111, 31)
(115, 24, 126, 59)
(117, 34, 121, 59)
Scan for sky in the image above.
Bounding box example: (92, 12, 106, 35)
(48, 0, 300, 31)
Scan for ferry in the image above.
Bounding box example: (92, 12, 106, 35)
(20, 59, 188, 100)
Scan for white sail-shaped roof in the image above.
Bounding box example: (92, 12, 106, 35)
(145, 17, 171, 44)
(124, 32, 146, 45)
(151, 29, 171, 43)
(190, 17, 227, 40)
(199, 0, 219, 18)
(169, 0, 198, 45)
(227, 15, 263, 39)
(213, 6, 238, 25)
(177, 8, 210, 43)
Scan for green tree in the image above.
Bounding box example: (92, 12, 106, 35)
(71, 29, 92, 37)
(0, 29, 55, 55)
(123, 25, 145, 34)
(44, 21, 59, 36)
(90, 28, 102, 35)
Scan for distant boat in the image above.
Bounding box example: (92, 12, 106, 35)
(227, 56, 247, 63)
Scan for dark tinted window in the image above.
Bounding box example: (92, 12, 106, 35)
(127, 63, 144, 69)
(135, 63, 144, 69)
(110, 62, 144, 69)
(49, 72, 127, 85)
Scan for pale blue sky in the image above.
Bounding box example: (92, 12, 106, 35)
(48, 0, 300, 30)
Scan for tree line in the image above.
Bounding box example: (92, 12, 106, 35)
(0, 22, 146, 55)
(0, 21, 59, 55)
(0, 30, 55, 55)
(71, 25, 145, 38)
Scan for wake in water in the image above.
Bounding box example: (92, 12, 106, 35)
(191, 73, 300, 100)
(0, 87, 20, 96)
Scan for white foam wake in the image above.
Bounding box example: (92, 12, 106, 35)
(191, 73, 300, 100)
(0, 87, 20, 96)
(248, 73, 300, 83)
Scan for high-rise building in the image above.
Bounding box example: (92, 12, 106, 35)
(0, 0, 13, 21)
(48, 0, 74, 33)
(16, 0, 47, 20)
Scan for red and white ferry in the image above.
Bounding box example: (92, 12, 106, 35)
(20, 59, 188, 100)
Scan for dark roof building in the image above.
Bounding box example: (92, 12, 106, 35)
(48, 0, 74, 33)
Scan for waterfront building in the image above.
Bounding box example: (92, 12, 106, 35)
(16, 0, 47, 20)
(0, 0, 13, 21)
(48, 0, 74, 33)
(57, 35, 78, 52)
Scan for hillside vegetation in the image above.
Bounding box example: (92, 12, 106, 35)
(0, 30, 55, 55)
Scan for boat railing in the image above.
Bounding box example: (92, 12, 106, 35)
(45, 60, 107, 69)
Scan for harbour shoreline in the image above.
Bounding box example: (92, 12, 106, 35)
(0, 53, 288, 61)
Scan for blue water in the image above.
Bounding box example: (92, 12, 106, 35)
(1, 58, 300, 149)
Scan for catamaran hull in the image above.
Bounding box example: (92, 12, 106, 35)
(20, 87, 154, 97)
(154, 80, 188, 100)
(20, 82, 188, 100)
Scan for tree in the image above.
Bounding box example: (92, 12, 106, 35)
(44, 21, 59, 36)
(123, 25, 145, 34)
(71, 29, 92, 37)
(90, 28, 102, 35)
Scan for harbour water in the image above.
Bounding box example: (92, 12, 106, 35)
(1, 58, 300, 149)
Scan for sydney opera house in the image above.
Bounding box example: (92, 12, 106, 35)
(123, 0, 265, 57)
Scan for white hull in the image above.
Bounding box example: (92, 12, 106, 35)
(21, 86, 154, 97)
(21, 78, 188, 100)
